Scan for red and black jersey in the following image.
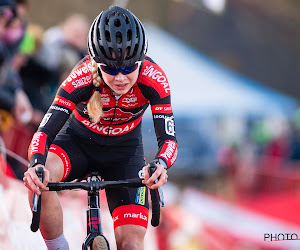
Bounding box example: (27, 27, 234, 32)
(28, 55, 178, 169)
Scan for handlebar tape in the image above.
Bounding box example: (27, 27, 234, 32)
(148, 162, 160, 227)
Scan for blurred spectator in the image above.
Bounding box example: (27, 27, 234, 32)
(261, 133, 290, 171)
(35, 13, 89, 104)
(2, 0, 26, 54)
(0, 0, 16, 63)
(0, 0, 18, 117)
(216, 143, 240, 199)
(289, 129, 300, 163)
(18, 23, 51, 115)
(217, 143, 239, 176)
(257, 117, 290, 168)
(0, 3, 14, 37)
(0, 0, 32, 124)
(288, 108, 300, 162)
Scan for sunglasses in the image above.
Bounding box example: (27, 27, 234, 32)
(98, 61, 141, 76)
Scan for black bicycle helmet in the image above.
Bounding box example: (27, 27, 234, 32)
(88, 6, 148, 68)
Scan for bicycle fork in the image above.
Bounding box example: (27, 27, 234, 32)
(82, 177, 110, 250)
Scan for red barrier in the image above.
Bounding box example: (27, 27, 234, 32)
(0, 174, 46, 249)
(0, 154, 16, 178)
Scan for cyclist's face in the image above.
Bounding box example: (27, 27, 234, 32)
(100, 66, 140, 95)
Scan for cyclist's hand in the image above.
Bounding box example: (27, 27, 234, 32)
(23, 165, 49, 195)
(142, 163, 168, 190)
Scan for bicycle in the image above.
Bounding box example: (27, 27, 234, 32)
(30, 162, 163, 250)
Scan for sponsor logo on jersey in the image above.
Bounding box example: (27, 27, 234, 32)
(135, 186, 146, 205)
(28, 132, 47, 158)
(120, 94, 139, 107)
(40, 113, 52, 127)
(66, 61, 92, 83)
(101, 97, 110, 103)
(100, 94, 111, 105)
(142, 65, 170, 94)
(122, 97, 137, 103)
(159, 140, 178, 166)
(61, 61, 93, 93)
(72, 75, 92, 89)
(81, 120, 136, 135)
(124, 212, 147, 221)
(101, 108, 143, 123)
(154, 114, 174, 120)
(151, 104, 173, 114)
(49, 105, 69, 114)
(53, 96, 76, 110)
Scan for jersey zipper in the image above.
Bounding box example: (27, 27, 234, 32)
(106, 96, 119, 136)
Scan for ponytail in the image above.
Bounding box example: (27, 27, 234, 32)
(87, 60, 103, 123)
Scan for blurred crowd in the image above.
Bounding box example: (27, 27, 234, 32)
(0, 0, 89, 179)
(215, 114, 300, 200)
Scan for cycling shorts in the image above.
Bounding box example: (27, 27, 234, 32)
(49, 128, 149, 229)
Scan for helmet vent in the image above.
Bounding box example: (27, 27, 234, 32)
(105, 30, 111, 42)
(133, 44, 138, 57)
(125, 46, 131, 59)
(127, 30, 132, 41)
(100, 46, 107, 58)
(116, 31, 122, 44)
(114, 18, 121, 27)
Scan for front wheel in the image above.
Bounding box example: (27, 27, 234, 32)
(92, 235, 109, 250)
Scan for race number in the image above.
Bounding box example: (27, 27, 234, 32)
(165, 117, 175, 136)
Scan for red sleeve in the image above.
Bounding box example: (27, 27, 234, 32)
(138, 58, 178, 169)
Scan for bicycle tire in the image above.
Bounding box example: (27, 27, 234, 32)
(92, 236, 109, 250)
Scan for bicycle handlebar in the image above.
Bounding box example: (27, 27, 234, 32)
(30, 165, 163, 232)
(47, 178, 144, 191)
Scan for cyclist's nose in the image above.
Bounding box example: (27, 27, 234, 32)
(115, 72, 127, 80)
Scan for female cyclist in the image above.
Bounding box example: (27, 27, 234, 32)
(23, 6, 177, 250)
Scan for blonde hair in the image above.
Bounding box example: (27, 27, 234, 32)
(87, 60, 103, 123)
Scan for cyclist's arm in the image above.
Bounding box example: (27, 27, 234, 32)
(150, 99, 177, 169)
(142, 95, 177, 188)
(139, 58, 178, 188)
(27, 88, 76, 169)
